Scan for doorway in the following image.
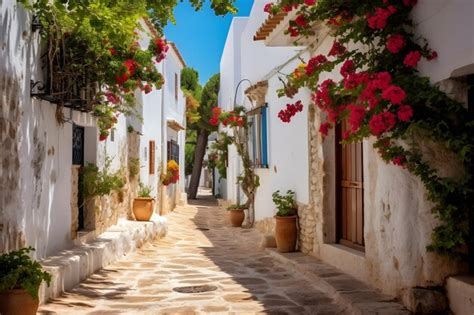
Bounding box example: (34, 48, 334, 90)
(72, 124, 85, 230)
(336, 121, 365, 251)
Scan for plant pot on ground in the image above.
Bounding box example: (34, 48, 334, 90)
(0, 247, 51, 315)
(273, 190, 298, 253)
(227, 204, 246, 227)
(133, 183, 155, 221)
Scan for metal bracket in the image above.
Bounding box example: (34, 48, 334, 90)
(30, 79, 47, 96)
(31, 15, 43, 33)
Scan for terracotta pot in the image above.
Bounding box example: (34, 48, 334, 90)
(0, 289, 39, 315)
(228, 209, 245, 227)
(133, 197, 154, 221)
(274, 215, 298, 252)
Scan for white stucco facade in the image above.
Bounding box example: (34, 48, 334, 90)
(1, 2, 185, 260)
(243, 0, 474, 313)
(219, 0, 311, 222)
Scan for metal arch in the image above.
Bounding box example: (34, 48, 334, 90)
(233, 78, 253, 110)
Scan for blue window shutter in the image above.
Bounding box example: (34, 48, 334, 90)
(261, 106, 268, 167)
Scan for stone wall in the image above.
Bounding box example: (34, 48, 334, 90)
(0, 74, 23, 253)
(70, 166, 80, 239)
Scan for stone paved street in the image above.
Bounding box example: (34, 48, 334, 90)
(38, 194, 348, 315)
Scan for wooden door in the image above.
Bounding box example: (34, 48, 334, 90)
(336, 121, 364, 250)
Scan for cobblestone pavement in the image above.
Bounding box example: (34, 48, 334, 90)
(39, 194, 348, 315)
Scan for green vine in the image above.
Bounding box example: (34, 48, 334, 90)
(208, 132, 232, 179)
(128, 157, 140, 179)
(82, 156, 126, 200)
(18, 0, 236, 140)
(268, 0, 473, 259)
(209, 107, 260, 222)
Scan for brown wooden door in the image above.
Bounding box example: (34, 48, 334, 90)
(336, 121, 364, 250)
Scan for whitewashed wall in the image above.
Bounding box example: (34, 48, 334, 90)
(257, 0, 473, 300)
(161, 45, 187, 207)
(0, 7, 167, 259)
(219, 0, 310, 220)
(414, 0, 474, 81)
(0, 1, 102, 258)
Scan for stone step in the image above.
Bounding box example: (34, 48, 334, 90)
(39, 215, 167, 304)
(266, 249, 411, 315)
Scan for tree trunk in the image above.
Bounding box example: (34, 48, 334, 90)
(188, 128, 209, 199)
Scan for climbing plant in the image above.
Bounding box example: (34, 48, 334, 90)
(209, 107, 260, 225)
(208, 132, 233, 179)
(265, 0, 473, 259)
(19, 0, 236, 140)
(82, 156, 126, 200)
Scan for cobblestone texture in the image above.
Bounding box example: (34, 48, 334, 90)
(39, 193, 348, 315)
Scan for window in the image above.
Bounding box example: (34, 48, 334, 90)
(167, 140, 179, 163)
(175, 73, 178, 101)
(247, 104, 269, 168)
(149, 140, 155, 174)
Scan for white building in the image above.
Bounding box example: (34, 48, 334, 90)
(219, 1, 312, 229)
(1, 1, 185, 299)
(220, 0, 474, 314)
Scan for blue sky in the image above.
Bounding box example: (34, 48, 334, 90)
(164, 0, 254, 86)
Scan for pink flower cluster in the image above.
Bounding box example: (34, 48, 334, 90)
(306, 54, 328, 75)
(209, 107, 245, 127)
(154, 38, 169, 63)
(366, 5, 397, 29)
(263, 3, 273, 13)
(278, 100, 304, 123)
(314, 70, 414, 138)
(328, 41, 347, 57)
(312, 79, 335, 110)
(209, 107, 222, 126)
(386, 34, 405, 54)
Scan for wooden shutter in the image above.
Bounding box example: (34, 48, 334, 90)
(149, 140, 155, 174)
(336, 121, 364, 250)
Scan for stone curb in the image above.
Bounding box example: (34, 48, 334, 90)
(39, 215, 167, 304)
(266, 248, 411, 315)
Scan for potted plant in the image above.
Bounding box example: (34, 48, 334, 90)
(227, 204, 247, 227)
(0, 247, 52, 315)
(272, 190, 298, 252)
(133, 183, 154, 221)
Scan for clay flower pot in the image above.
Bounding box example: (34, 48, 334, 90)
(0, 289, 39, 315)
(133, 197, 154, 221)
(274, 215, 298, 252)
(228, 209, 245, 227)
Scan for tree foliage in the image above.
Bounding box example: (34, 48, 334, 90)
(198, 73, 220, 131)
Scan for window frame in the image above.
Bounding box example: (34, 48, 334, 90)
(167, 140, 180, 163)
(247, 103, 269, 169)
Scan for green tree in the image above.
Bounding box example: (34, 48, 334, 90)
(187, 73, 220, 199)
(181, 68, 200, 93)
(181, 68, 202, 177)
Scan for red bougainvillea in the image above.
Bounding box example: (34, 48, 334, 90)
(278, 100, 304, 123)
(209, 107, 246, 128)
(271, 0, 473, 257)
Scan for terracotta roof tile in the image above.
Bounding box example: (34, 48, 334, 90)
(254, 12, 288, 41)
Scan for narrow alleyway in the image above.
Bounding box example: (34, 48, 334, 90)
(38, 190, 347, 315)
